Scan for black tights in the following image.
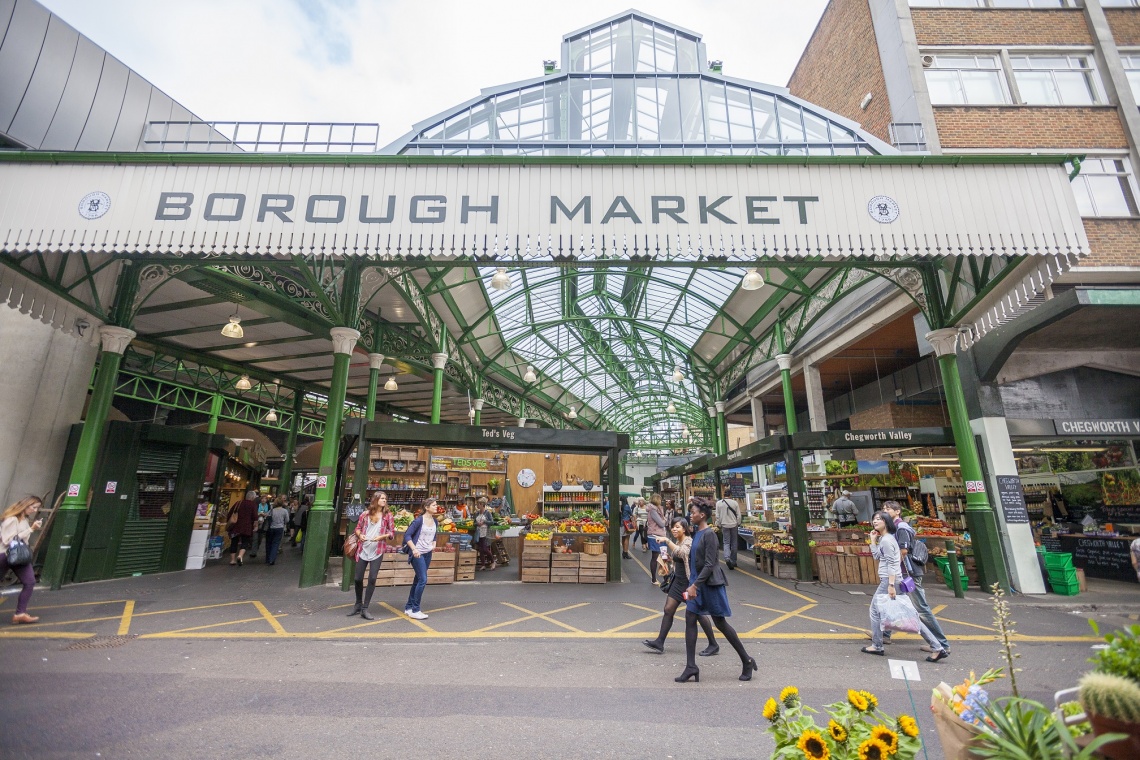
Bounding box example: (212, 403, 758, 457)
(652, 597, 716, 648)
(685, 611, 750, 668)
(650, 551, 661, 581)
(354, 557, 382, 608)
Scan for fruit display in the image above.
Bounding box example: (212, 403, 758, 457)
(915, 517, 956, 537)
(529, 517, 556, 529)
(554, 518, 607, 533)
(525, 530, 552, 541)
(569, 510, 605, 522)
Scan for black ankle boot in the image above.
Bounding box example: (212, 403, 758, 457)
(739, 656, 758, 682)
(699, 643, 720, 657)
(674, 666, 699, 683)
(347, 603, 362, 617)
(360, 607, 374, 621)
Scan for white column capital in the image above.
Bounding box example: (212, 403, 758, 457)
(925, 328, 960, 358)
(775, 353, 794, 372)
(98, 326, 136, 355)
(329, 327, 361, 356)
(706, 405, 717, 419)
(431, 352, 449, 370)
(368, 353, 385, 371)
(715, 401, 726, 414)
(517, 417, 527, 428)
(473, 398, 484, 411)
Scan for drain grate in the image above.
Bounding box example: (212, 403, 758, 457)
(289, 602, 334, 616)
(64, 635, 138, 651)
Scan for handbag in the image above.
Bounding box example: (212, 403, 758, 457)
(898, 575, 917, 594)
(659, 569, 673, 593)
(227, 508, 240, 527)
(6, 537, 33, 568)
(622, 518, 635, 532)
(343, 533, 360, 562)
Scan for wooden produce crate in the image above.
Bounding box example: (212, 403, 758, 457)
(455, 549, 477, 581)
(520, 539, 551, 580)
(860, 554, 879, 585)
(578, 552, 607, 584)
(816, 553, 839, 584)
(774, 558, 798, 579)
(521, 567, 550, 583)
(551, 551, 579, 583)
(835, 554, 862, 584)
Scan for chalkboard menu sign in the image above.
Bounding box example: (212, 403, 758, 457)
(996, 476, 1030, 524)
(1060, 535, 1138, 583)
(1040, 536, 1063, 553)
(1099, 504, 1140, 524)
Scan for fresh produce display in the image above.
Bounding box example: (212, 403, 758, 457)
(530, 517, 556, 529)
(914, 517, 956, 537)
(525, 530, 552, 540)
(569, 510, 605, 522)
(554, 518, 607, 533)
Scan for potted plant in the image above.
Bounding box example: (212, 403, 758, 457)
(1080, 622, 1140, 758)
(487, 478, 500, 495)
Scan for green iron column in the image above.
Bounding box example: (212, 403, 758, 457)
(473, 397, 483, 426)
(41, 326, 136, 587)
(430, 352, 447, 424)
(706, 405, 721, 455)
(278, 391, 304, 497)
(926, 328, 1010, 592)
(776, 352, 811, 580)
(299, 327, 359, 588)
(716, 401, 729, 454)
(206, 393, 223, 434)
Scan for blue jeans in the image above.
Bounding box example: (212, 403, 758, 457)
(265, 528, 284, 564)
(406, 552, 432, 613)
(869, 578, 943, 651)
(909, 573, 950, 651)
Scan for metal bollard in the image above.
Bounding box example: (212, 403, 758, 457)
(946, 539, 965, 599)
(49, 534, 71, 591)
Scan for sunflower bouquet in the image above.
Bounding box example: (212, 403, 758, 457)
(763, 685, 922, 760)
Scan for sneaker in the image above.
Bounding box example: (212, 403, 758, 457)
(404, 608, 414, 616)
(409, 611, 429, 620)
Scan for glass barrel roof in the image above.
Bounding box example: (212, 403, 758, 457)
(386, 12, 889, 156)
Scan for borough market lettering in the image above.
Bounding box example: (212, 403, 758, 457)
(154, 192, 820, 226)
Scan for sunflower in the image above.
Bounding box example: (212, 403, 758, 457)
(897, 715, 920, 738)
(781, 686, 800, 706)
(870, 725, 899, 754)
(796, 729, 830, 760)
(857, 737, 890, 760)
(860, 690, 879, 710)
(763, 698, 780, 721)
(828, 720, 848, 742)
(847, 689, 870, 712)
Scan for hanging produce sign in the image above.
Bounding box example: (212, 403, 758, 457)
(430, 456, 507, 472)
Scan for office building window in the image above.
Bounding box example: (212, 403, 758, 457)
(1101, 0, 1140, 7)
(1122, 54, 1140, 102)
(1010, 55, 1099, 104)
(1071, 158, 1138, 217)
(925, 55, 1009, 104)
(911, 0, 1070, 6)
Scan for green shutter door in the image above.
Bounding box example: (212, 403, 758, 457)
(112, 444, 183, 577)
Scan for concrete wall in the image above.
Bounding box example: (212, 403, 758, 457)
(0, 306, 96, 507)
(1000, 366, 1140, 420)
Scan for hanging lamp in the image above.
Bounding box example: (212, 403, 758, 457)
(523, 365, 537, 383)
(671, 367, 685, 383)
(220, 307, 244, 338)
(567, 406, 577, 420)
(490, 268, 512, 291)
(265, 408, 278, 423)
(741, 268, 765, 291)
(384, 376, 398, 391)
(235, 375, 252, 391)
(666, 400, 677, 414)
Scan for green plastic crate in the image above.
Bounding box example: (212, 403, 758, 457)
(933, 556, 968, 592)
(1050, 578, 1080, 596)
(1043, 552, 1074, 571)
(1048, 568, 1078, 585)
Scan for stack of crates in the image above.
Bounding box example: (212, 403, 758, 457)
(933, 555, 968, 593)
(1044, 551, 1079, 595)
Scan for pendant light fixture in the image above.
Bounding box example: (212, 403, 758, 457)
(666, 400, 676, 414)
(220, 307, 244, 338)
(671, 367, 685, 384)
(741, 268, 765, 291)
(235, 375, 252, 391)
(468, 407, 476, 422)
(567, 405, 577, 420)
(522, 365, 537, 383)
(490, 267, 512, 291)
(265, 408, 278, 423)
(384, 376, 398, 391)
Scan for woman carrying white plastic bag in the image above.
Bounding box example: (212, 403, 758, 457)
(861, 510, 949, 662)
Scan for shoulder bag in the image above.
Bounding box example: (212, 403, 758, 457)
(343, 532, 360, 562)
(6, 536, 33, 568)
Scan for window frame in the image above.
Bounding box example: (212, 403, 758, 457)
(1008, 52, 1104, 105)
(909, 0, 1080, 7)
(923, 53, 1012, 105)
(1069, 155, 1140, 219)
(921, 46, 1108, 106)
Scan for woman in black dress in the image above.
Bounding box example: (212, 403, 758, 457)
(642, 517, 718, 655)
(676, 499, 757, 683)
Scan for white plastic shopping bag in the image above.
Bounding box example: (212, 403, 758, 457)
(877, 593, 921, 634)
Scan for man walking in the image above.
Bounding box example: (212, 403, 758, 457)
(883, 500, 950, 656)
(715, 494, 742, 570)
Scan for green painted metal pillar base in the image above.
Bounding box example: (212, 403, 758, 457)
(473, 398, 483, 426)
(607, 451, 621, 582)
(341, 353, 383, 592)
(927, 329, 1009, 593)
(430, 353, 447, 424)
(300, 328, 359, 589)
(784, 451, 813, 582)
(41, 326, 136, 587)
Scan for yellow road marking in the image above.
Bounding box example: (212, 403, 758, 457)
(622, 603, 661, 614)
(745, 603, 817, 635)
(629, 554, 652, 579)
(733, 565, 817, 603)
(321, 613, 403, 634)
(604, 612, 663, 633)
(117, 601, 135, 636)
(25, 600, 262, 628)
(937, 616, 997, 632)
(252, 601, 287, 635)
(931, 604, 947, 615)
(0, 631, 95, 639)
(742, 602, 869, 633)
(10, 630, 1097, 641)
(141, 615, 275, 637)
(25, 600, 130, 610)
(379, 602, 435, 633)
(476, 602, 588, 634)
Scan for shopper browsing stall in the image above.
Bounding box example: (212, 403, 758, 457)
(475, 497, 497, 571)
(833, 490, 858, 527)
(403, 498, 440, 620)
(715, 494, 741, 570)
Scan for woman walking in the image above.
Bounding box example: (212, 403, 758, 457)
(676, 499, 757, 683)
(646, 494, 667, 585)
(348, 492, 394, 620)
(228, 490, 258, 566)
(861, 510, 947, 662)
(642, 517, 719, 656)
(1, 496, 43, 624)
(402, 497, 441, 620)
(632, 498, 649, 552)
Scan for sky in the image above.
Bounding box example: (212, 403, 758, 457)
(38, 0, 829, 149)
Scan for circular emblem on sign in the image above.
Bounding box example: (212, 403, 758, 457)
(867, 195, 900, 224)
(78, 191, 111, 220)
